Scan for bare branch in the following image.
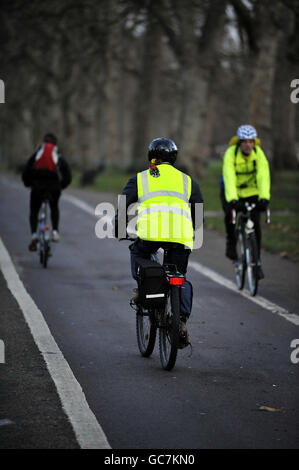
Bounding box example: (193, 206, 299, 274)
(230, 0, 258, 52)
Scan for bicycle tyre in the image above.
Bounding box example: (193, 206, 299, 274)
(235, 228, 246, 290)
(246, 234, 259, 296)
(159, 286, 180, 371)
(39, 249, 44, 265)
(43, 241, 49, 269)
(136, 309, 157, 357)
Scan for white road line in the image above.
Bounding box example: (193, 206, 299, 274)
(63, 194, 96, 216)
(63, 193, 299, 326)
(0, 237, 111, 449)
(189, 261, 299, 326)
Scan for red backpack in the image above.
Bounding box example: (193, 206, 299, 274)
(35, 143, 58, 172)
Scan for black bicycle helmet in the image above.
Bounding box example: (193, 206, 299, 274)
(148, 138, 178, 164)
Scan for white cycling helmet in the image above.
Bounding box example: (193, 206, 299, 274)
(237, 125, 257, 140)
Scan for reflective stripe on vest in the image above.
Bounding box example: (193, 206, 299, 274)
(138, 205, 193, 223)
(137, 165, 193, 249)
(138, 170, 189, 203)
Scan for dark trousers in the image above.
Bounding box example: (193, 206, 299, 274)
(129, 239, 193, 318)
(30, 188, 61, 233)
(221, 193, 262, 258)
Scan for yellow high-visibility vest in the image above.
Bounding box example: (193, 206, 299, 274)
(223, 145, 271, 202)
(137, 164, 193, 249)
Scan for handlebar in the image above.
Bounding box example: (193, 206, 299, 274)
(230, 203, 271, 225)
(119, 237, 136, 242)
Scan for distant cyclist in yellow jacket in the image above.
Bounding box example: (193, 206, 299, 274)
(221, 125, 270, 278)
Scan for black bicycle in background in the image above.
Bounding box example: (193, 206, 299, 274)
(37, 197, 52, 268)
(232, 202, 270, 296)
(122, 240, 189, 371)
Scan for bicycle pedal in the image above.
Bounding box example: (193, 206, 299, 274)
(129, 299, 138, 311)
(178, 339, 191, 350)
(178, 331, 191, 349)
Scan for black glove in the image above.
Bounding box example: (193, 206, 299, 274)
(228, 200, 237, 210)
(258, 199, 269, 211)
(229, 199, 245, 212)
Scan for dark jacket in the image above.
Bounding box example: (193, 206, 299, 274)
(115, 167, 204, 237)
(22, 148, 72, 190)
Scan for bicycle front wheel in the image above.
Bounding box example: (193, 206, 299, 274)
(159, 286, 180, 371)
(235, 228, 246, 290)
(136, 309, 157, 357)
(246, 234, 259, 296)
(42, 241, 50, 269)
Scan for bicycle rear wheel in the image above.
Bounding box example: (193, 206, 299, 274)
(39, 234, 45, 265)
(42, 241, 50, 269)
(136, 309, 157, 357)
(246, 234, 259, 296)
(235, 228, 246, 290)
(159, 286, 180, 371)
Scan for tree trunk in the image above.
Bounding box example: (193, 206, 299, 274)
(249, 2, 283, 163)
(272, 8, 299, 169)
(177, 63, 209, 174)
(131, 16, 162, 172)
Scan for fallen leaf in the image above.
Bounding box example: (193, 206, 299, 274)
(259, 405, 282, 412)
(112, 285, 119, 291)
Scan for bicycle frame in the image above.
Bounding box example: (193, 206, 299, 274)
(38, 201, 50, 242)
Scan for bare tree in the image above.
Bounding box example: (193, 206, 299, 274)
(1, 0, 297, 174)
(272, 1, 299, 169)
(145, 0, 227, 174)
(230, 0, 298, 168)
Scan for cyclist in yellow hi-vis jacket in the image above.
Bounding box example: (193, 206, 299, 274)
(115, 138, 203, 344)
(221, 125, 270, 278)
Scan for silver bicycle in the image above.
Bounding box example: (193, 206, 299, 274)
(232, 202, 270, 296)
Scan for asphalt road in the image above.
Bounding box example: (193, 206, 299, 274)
(0, 174, 298, 449)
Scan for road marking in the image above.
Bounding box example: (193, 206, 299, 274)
(0, 419, 15, 427)
(0, 237, 111, 449)
(63, 193, 299, 327)
(63, 194, 96, 216)
(189, 261, 299, 326)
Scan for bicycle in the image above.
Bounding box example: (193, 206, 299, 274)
(131, 246, 189, 371)
(232, 202, 270, 296)
(37, 198, 51, 268)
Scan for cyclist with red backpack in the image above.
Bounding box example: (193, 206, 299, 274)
(22, 133, 72, 251)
